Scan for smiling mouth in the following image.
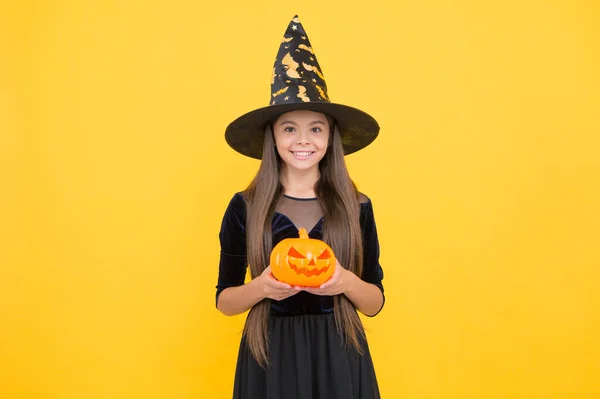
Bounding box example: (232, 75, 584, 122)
(288, 260, 330, 277)
(291, 151, 315, 158)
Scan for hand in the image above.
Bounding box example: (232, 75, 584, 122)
(305, 260, 356, 296)
(256, 266, 303, 301)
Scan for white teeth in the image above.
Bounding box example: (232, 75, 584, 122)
(293, 151, 313, 156)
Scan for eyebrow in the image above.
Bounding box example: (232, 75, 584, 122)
(278, 120, 326, 126)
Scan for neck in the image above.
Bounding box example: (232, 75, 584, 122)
(280, 165, 320, 198)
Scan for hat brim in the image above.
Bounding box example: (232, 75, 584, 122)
(224, 101, 379, 159)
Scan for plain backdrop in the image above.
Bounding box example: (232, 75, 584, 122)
(1, 1, 599, 398)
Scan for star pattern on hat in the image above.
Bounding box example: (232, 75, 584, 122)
(268, 15, 331, 106)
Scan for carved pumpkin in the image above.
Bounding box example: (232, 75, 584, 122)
(270, 227, 336, 287)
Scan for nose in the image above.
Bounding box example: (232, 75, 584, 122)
(296, 129, 311, 145)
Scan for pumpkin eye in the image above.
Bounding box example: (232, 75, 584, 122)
(288, 246, 306, 258)
(317, 249, 332, 259)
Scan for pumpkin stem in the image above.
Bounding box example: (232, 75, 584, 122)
(298, 228, 308, 239)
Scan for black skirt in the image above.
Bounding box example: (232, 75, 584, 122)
(233, 313, 381, 399)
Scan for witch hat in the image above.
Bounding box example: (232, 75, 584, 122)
(225, 15, 379, 159)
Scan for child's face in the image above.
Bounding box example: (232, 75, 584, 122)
(272, 110, 330, 172)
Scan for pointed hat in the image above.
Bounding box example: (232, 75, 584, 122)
(225, 15, 379, 159)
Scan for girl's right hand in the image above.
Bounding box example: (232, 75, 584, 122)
(257, 266, 302, 301)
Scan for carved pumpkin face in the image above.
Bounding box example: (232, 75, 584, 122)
(270, 227, 336, 287)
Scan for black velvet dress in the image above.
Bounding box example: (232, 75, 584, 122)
(216, 192, 385, 399)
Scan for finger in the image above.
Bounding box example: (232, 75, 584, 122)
(265, 266, 291, 288)
(269, 281, 292, 289)
(321, 263, 342, 289)
(275, 290, 299, 300)
(264, 273, 292, 289)
(319, 276, 336, 289)
(320, 279, 337, 289)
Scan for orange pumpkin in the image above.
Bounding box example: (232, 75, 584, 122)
(270, 227, 336, 287)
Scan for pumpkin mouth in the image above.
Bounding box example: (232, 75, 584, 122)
(287, 260, 330, 277)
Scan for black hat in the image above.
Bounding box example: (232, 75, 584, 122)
(224, 15, 379, 160)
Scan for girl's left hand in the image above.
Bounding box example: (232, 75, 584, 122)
(304, 260, 355, 296)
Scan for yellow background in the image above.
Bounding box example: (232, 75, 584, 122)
(1, 1, 599, 398)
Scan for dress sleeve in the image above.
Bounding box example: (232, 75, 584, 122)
(359, 197, 385, 316)
(215, 193, 248, 307)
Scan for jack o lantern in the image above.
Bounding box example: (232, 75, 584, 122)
(270, 227, 336, 287)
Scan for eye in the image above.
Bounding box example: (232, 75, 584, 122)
(284, 126, 295, 133)
(317, 249, 332, 259)
(288, 246, 306, 258)
(311, 127, 322, 133)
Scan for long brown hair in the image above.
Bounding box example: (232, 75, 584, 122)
(242, 116, 365, 368)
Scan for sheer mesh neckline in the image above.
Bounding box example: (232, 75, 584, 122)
(276, 194, 323, 233)
(283, 194, 318, 201)
(270, 192, 370, 234)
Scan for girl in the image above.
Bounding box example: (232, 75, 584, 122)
(216, 15, 385, 399)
